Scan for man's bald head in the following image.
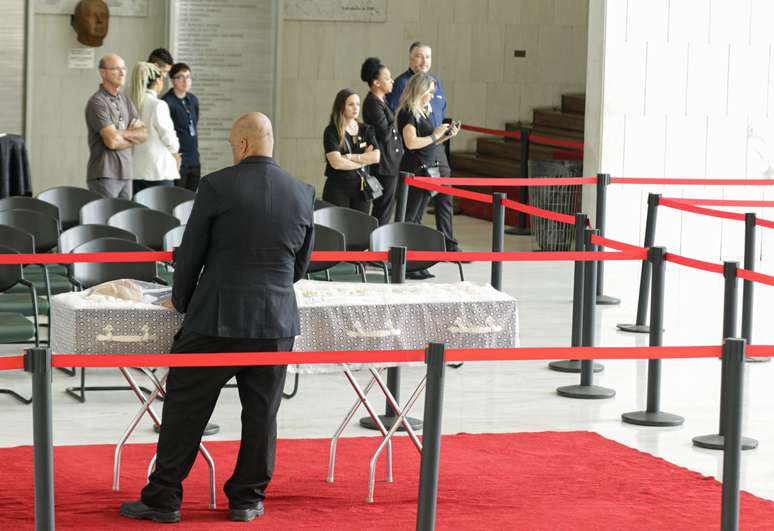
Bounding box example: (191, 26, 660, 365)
(229, 112, 274, 163)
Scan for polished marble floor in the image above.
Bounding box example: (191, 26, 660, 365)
(1, 214, 773, 502)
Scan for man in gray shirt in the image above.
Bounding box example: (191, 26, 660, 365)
(85, 53, 148, 198)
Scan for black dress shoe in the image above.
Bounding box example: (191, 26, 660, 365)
(120, 500, 180, 523)
(229, 502, 264, 522)
(406, 269, 435, 280)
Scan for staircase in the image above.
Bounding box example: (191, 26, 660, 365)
(450, 93, 585, 226)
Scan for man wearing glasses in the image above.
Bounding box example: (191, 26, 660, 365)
(162, 63, 201, 191)
(85, 54, 148, 198)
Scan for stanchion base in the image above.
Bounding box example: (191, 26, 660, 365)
(617, 323, 650, 334)
(745, 356, 771, 363)
(359, 415, 423, 432)
(556, 384, 615, 399)
(596, 294, 621, 305)
(548, 360, 604, 373)
(621, 410, 684, 427)
(691, 434, 758, 451)
(505, 227, 531, 236)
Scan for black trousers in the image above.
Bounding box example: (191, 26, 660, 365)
(177, 165, 201, 192)
(141, 329, 292, 511)
(370, 173, 398, 225)
(404, 161, 459, 251)
(322, 177, 370, 213)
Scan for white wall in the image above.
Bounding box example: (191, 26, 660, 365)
(279, 0, 589, 192)
(585, 0, 774, 262)
(27, 5, 166, 193)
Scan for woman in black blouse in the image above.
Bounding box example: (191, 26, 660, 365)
(322, 88, 381, 213)
(360, 57, 403, 225)
(397, 72, 459, 277)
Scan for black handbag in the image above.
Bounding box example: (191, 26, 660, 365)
(416, 163, 441, 196)
(345, 135, 383, 200)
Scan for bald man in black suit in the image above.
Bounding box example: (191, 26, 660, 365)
(121, 112, 315, 523)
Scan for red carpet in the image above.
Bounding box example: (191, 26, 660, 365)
(1, 432, 774, 530)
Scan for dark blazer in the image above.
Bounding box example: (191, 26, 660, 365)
(362, 92, 403, 177)
(172, 155, 315, 339)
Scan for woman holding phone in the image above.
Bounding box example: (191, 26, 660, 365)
(322, 88, 381, 213)
(360, 57, 403, 225)
(396, 71, 459, 278)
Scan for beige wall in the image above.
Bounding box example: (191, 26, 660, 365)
(278, 0, 589, 193)
(28, 5, 166, 193)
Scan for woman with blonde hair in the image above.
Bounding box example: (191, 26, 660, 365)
(129, 61, 180, 195)
(397, 71, 459, 279)
(322, 88, 381, 212)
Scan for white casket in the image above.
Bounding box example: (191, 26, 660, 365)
(51, 279, 519, 372)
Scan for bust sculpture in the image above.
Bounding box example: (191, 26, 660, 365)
(71, 0, 110, 47)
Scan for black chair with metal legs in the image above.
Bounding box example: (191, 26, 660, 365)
(172, 200, 194, 225)
(133, 186, 195, 216)
(306, 224, 366, 282)
(0, 245, 40, 404)
(369, 222, 465, 282)
(314, 206, 378, 279)
(37, 186, 101, 230)
(59, 224, 138, 255)
(79, 198, 147, 225)
(66, 237, 166, 402)
(0, 209, 62, 340)
(0, 196, 62, 232)
(107, 208, 180, 251)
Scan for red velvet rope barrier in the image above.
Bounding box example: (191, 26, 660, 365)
(0, 251, 172, 265)
(404, 250, 647, 262)
(611, 177, 774, 186)
(0, 250, 390, 266)
(664, 198, 774, 208)
(459, 124, 522, 139)
(0, 356, 24, 371)
(405, 177, 494, 204)
(501, 197, 577, 224)
(46, 344, 724, 369)
(747, 345, 774, 356)
(664, 252, 724, 274)
(737, 268, 774, 287)
(590, 234, 647, 253)
(412, 177, 597, 186)
(658, 198, 746, 221)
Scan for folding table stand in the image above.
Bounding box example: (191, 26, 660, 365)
(112, 367, 217, 509)
(327, 365, 426, 503)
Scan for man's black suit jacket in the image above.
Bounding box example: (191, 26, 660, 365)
(172, 155, 315, 339)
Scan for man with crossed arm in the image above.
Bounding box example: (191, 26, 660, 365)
(85, 53, 148, 198)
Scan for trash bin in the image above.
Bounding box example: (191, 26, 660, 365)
(527, 160, 583, 251)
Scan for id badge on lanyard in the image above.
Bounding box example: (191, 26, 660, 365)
(182, 98, 196, 137)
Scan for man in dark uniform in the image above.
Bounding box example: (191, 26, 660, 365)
(120, 112, 315, 523)
(387, 41, 460, 265)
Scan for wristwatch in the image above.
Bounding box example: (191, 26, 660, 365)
(430, 134, 438, 142)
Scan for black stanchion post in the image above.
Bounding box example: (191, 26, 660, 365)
(721, 338, 746, 531)
(621, 247, 684, 426)
(395, 172, 411, 223)
(617, 193, 661, 333)
(360, 246, 421, 432)
(24, 347, 55, 531)
(491, 192, 505, 291)
(693, 262, 757, 451)
(416, 342, 447, 531)
(741, 213, 768, 363)
(556, 229, 615, 399)
(594, 173, 620, 305)
(549, 213, 603, 374)
(506, 129, 531, 235)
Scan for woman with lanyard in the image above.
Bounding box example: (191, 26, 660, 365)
(396, 71, 459, 279)
(360, 57, 403, 225)
(322, 89, 381, 213)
